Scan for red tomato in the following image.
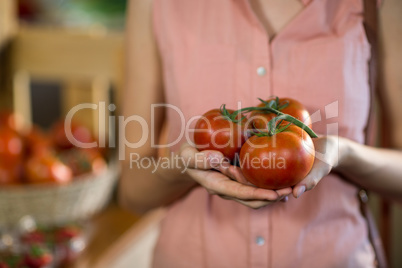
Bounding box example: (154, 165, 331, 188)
(23, 126, 52, 157)
(0, 127, 24, 167)
(0, 111, 23, 131)
(193, 109, 249, 161)
(57, 148, 106, 176)
(239, 125, 315, 190)
(251, 98, 312, 130)
(25, 154, 72, 184)
(0, 164, 21, 185)
(51, 121, 94, 150)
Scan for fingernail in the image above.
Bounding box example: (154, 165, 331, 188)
(220, 158, 231, 168)
(281, 196, 289, 202)
(206, 153, 221, 168)
(296, 186, 306, 198)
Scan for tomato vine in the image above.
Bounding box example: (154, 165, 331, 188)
(220, 99, 318, 138)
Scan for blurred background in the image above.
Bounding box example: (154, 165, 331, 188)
(0, 1, 140, 268)
(0, 0, 401, 267)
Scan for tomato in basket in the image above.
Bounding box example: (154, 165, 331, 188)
(57, 148, 106, 177)
(0, 111, 23, 132)
(23, 127, 52, 158)
(0, 164, 21, 185)
(0, 127, 23, 167)
(50, 121, 94, 150)
(25, 154, 73, 184)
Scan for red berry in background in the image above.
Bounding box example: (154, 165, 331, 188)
(25, 153, 72, 184)
(55, 226, 81, 243)
(21, 230, 46, 245)
(50, 121, 94, 150)
(54, 225, 85, 265)
(24, 244, 53, 268)
(0, 255, 25, 268)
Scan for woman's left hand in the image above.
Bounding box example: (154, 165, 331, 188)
(292, 135, 344, 198)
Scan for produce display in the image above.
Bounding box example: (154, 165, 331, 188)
(0, 111, 107, 186)
(194, 97, 317, 190)
(0, 111, 105, 267)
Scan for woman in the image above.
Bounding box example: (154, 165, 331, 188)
(120, 0, 402, 267)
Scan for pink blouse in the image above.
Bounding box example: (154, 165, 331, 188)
(152, 0, 375, 267)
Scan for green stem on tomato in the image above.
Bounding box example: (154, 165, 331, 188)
(221, 101, 318, 138)
(258, 97, 289, 111)
(267, 114, 317, 138)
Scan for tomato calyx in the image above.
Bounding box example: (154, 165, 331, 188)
(251, 118, 292, 137)
(221, 98, 318, 138)
(257, 97, 289, 111)
(220, 104, 247, 124)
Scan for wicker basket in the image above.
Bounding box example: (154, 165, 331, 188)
(0, 161, 119, 228)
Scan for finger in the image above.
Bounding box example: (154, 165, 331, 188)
(280, 196, 289, 202)
(226, 167, 294, 199)
(218, 165, 250, 184)
(180, 143, 228, 170)
(187, 168, 280, 201)
(276, 187, 293, 197)
(219, 165, 292, 199)
(292, 160, 331, 198)
(235, 199, 274, 209)
(218, 195, 276, 209)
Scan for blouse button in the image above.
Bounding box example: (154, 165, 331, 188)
(255, 236, 265, 246)
(257, 66, 267, 76)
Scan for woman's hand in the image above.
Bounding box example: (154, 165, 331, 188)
(180, 143, 292, 209)
(292, 135, 343, 198)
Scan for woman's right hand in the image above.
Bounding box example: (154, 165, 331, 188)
(179, 143, 292, 209)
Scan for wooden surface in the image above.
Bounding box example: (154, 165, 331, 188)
(12, 25, 124, 81)
(11, 25, 124, 135)
(379, 1, 402, 267)
(93, 208, 166, 268)
(0, 0, 17, 50)
(0, 0, 17, 108)
(70, 201, 140, 268)
(380, 0, 402, 149)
